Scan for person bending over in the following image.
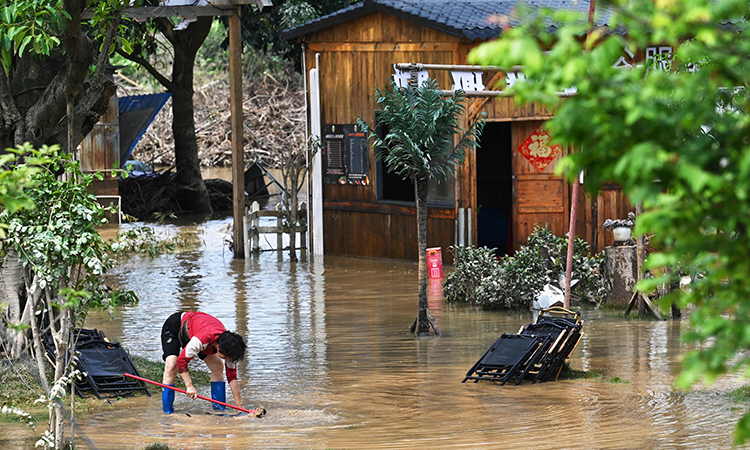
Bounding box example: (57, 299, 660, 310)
(160, 311, 246, 414)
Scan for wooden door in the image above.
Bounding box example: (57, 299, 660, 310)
(511, 121, 569, 250)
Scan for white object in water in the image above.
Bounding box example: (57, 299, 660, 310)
(532, 284, 565, 312)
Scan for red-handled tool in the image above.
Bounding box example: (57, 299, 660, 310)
(123, 373, 264, 416)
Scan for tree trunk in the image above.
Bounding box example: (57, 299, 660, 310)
(171, 17, 213, 215)
(410, 178, 440, 336)
(51, 302, 72, 450)
(25, 270, 50, 395)
(0, 250, 28, 357)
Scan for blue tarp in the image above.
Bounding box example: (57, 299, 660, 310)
(118, 93, 171, 167)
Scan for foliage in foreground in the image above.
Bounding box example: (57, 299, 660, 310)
(0, 146, 134, 448)
(468, 0, 750, 443)
(444, 225, 605, 309)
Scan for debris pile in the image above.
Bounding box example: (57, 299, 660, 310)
(43, 328, 150, 399)
(126, 74, 306, 169)
(462, 309, 584, 385)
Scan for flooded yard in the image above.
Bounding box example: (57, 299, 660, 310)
(3, 217, 747, 449)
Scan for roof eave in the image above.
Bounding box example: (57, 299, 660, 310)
(283, 0, 478, 42)
(282, 2, 376, 41)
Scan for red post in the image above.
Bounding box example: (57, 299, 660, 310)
(564, 179, 579, 309)
(565, 0, 596, 309)
(426, 247, 443, 279)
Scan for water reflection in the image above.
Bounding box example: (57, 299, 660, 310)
(4, 217, 747, 449)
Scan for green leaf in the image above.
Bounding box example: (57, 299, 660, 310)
(18, 34, 32, 56)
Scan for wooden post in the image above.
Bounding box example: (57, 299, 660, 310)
(635, 203, 646, 316)
(229, 9, 245, 258)
(251, 201, 260, 254)
(299, 202, 307, 251)
(624, 203, 664, 320)
(243, 212, 249, 259)
(276, 203, 283, 254)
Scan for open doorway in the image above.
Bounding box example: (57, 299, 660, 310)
(476, 122, 513, 256)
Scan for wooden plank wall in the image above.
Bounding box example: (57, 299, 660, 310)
(323, 205, 455, 260)
(484, 97, 555, 122)
(80, 93, 119, 196)
(511, 121, 569, 250)
(315, 48, 455, 204)
(579, 183, 634, 253)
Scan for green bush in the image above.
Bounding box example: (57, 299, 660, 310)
(444, 225, 606, 310)
(442, 246, 499, 306)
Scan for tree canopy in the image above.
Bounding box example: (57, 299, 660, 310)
(234, 0, 356, 68)
(468, 0, 750, 443)
(0, 0, 133, 152)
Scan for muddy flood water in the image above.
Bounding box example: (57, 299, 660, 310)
(3, 217, 749, 449)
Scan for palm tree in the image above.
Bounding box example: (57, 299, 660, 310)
(359, 79, 486, 336)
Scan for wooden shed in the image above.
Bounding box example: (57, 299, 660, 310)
(284, 0, 634, 261)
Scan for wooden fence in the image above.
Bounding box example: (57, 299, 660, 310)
(244, 201, 307, 257)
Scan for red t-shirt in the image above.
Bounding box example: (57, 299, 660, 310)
(176, 312, 237, 381)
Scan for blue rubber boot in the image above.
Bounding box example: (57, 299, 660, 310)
(210, 381, 226, 411)
(162, 385, 175, 414)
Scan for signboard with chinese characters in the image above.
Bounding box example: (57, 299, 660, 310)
(323, 124, 370, 185)
(392, 44, 686, 94)
(517, 128, 563, 172)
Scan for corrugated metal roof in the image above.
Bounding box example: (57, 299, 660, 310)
(283, 0, 613, 41)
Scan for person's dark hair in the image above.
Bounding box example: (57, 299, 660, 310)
(217, 331, 246, 363)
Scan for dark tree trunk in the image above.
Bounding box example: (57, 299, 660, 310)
(410, 177, 441, 336)
(170, 17, 213, 215)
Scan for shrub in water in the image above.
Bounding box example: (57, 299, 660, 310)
(444, 225, 606, 310)
(443, 246, 500, 306)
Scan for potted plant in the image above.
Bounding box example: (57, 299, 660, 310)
(603, 212, 636, 242)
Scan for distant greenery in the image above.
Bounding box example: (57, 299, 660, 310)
(99, 289, 139, 308)
(233, 0, 358, 67)
(106, 226, 202, 258)
(444, 225, 605, 309)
